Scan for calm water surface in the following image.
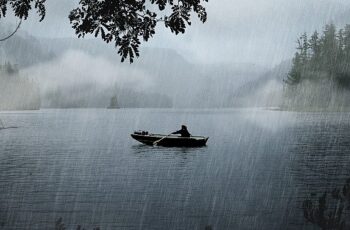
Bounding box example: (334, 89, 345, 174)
(0, 108, 350, 229)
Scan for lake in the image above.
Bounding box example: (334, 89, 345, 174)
(0, 108, 349, 229)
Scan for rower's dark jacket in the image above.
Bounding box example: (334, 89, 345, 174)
(172, 128, 191, 137)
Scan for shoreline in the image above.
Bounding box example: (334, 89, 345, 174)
(269, 106, 350, 112)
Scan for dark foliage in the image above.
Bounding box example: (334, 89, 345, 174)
(285, 24, 350, 88)
(303, 178, 350, 230)
(0, 0, 46, 21)
(0, 0, 208, 63)
(69, 0, 207, 63)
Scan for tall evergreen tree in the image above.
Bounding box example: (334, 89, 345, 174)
(343, 25, 350, 72)
(285, 53, 302, 85)
(301, 33, 309, 63)
(308, 31, 321, 70)
(321, 23, 337, 75)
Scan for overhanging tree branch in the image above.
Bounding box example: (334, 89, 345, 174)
(0, 0, 208, 63)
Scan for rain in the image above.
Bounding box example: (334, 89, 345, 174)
(0, 0, 350, 229)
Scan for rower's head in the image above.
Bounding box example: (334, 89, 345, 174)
(181, 125, 187, 130)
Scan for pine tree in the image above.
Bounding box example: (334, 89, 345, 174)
(308, 31, 321, 71)
(285, 53, 302, 85)
(321, 23, 337, 75)
(301, 33, 309, 63)
(336, 29, 346, 77)
(343, 25, 350, 72)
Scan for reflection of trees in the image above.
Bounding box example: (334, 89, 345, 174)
(287, 117, 350, 228)
(55, 217, 100, 230)
(303, 178, 350, 230)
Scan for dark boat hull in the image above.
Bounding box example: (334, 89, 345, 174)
(131, 133, 208, 147)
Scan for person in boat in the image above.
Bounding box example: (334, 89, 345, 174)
(172, 125, 191, 137)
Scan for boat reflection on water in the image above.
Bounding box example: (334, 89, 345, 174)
(131, 142, 207, 161)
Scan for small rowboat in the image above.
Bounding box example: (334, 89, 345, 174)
(131, 131, 209, 147)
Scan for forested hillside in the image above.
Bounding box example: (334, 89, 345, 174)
(283, 24, 350, 110)
(0, 25, 55, 67)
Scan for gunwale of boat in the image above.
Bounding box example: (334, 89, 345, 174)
(130, 133, 209, 147)
(140, 133, 208, 140)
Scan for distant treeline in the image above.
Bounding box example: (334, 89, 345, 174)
(42, 85, 173, 109)
(286, 23, 350, 87)
(283, 24, 350, 110)
(0, 62, 40, 110)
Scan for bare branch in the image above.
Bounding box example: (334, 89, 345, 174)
(0, 19, 22, 42)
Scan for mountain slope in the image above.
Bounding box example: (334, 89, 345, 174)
(228, 60, 291, 107)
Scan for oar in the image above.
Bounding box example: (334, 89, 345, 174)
(153, 133, 173, 146)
